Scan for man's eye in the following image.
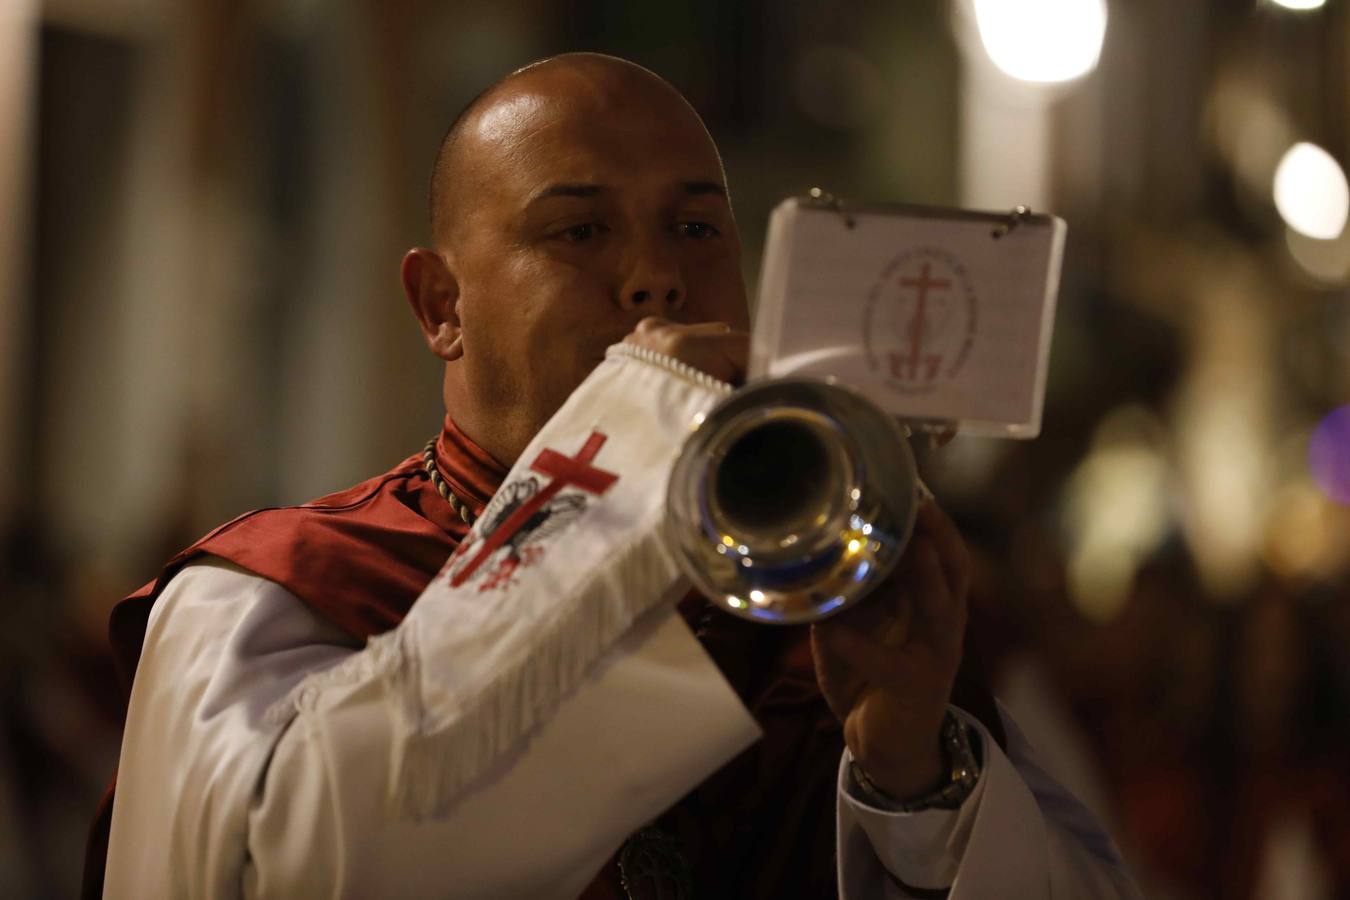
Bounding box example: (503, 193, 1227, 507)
(558, 223, 606, 242)
(677, 222, 720, 240)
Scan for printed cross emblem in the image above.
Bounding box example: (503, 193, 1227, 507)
(890, 261, 950, 382)
(450, 431, 619, 588)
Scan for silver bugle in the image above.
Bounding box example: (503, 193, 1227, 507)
(665, 378, 922, 624)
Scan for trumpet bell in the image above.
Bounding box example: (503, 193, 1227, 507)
(666, 378, 920, 624)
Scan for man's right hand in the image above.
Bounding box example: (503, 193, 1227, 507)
(622, 317, 749, 385)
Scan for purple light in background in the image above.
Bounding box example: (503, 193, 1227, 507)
(1309, 406, 1350, 504)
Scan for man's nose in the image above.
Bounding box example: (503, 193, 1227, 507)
(617, 237, 685, 312)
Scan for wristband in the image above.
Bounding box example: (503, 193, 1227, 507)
(848, 711, 981, 812)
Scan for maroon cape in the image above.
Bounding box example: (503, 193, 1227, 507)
(85, 416, 1003, 899)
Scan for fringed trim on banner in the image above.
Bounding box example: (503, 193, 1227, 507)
(385, 506, 683, 821)
(605, 342, 735, 396)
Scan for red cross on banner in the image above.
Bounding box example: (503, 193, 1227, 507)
(893, 261, 951, 381)
(449, 431, 619, 588)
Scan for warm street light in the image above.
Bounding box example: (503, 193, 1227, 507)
(972, 0, 1108, 84)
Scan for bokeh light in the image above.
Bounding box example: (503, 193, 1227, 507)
(1260, 479, 1349, 579)
(1062, 406, 1171, 623)
(971, 0, 1108, 84)
(1284, 225, 1350, 286)
(1267, 0, 1326, 9)
(1205, 76, 1294, 206)
(1273, 142, 1349, 240)
(1309, 406, 1350, 505)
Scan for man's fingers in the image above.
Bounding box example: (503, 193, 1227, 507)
(624, 317, 749, 383)
(677, 333, 747, 384)
(914, 501, 971, 602)
(628, 316, 732, 338)
(911, 537, 966, 653)
(816, 619, 908, 688)
(678, 321, 735, 335)
(830, 583, 910, 646)
(816, 613, 943, 696)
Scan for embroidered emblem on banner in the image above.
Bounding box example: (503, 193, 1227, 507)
(447, 430, 619, 592)
(862, 246, 978, 396)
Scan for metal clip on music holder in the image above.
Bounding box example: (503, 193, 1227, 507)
(991, 205, 1033, 239)
(805, 186, 856, 229)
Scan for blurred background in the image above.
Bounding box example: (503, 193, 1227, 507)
(3, 0, 1349, 896)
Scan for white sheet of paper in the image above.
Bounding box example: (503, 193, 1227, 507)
(750, 199, 1066, 438)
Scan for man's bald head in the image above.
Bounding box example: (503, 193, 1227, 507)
(427, 53, 720, 247)
(403, 51, 746, 465)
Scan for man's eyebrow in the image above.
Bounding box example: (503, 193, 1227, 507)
(683, 180, 727, 198)
(529, 183, 603, 204)
(526, 180, 727, 206)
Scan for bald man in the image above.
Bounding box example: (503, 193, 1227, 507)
(89, 55, 1140, 899)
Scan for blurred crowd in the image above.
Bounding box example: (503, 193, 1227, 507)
(938, 447, 1350, 899)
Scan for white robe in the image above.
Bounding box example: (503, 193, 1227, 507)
(104, 559, 1140, 899)
(103, 347, 1142, 898)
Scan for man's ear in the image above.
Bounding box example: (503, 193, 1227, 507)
(401, 247, 463, 361)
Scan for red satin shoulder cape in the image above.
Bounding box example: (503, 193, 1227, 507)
(83, 417, 497, 898)
(104, 417, 498, 690)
